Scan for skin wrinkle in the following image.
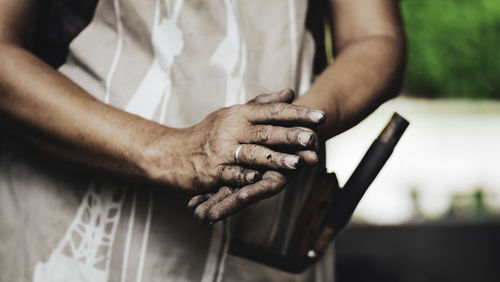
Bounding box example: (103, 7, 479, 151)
(248, 125, 317, 147)
(187, 93, 323, 221)
(259, 126, 271, 142)
(285, 129, 296, 143)
(246, 103, 325, 125)
(237, 144, 303, 170)
(270, 103, 284, 117)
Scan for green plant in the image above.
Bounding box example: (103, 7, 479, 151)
(401, 0, 500, 99)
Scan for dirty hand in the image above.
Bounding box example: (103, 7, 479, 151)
(187, 90, 325, 223)
(143, 89, 324, 195)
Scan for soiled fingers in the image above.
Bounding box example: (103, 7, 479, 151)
(193, 187, 234, 222)
(215, 165, 262, 187)
(232, 144, 319, 169)
(188, 149, 316, 220)
(205, 171, 288, 223)
(187, 194, 212, 212)
(243, 125, 317, 148)
(234, 144, 303, 170)
(244, 103, 326, 126)
(210, 151, 312, 197)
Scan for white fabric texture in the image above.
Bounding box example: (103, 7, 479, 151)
(0, 0, 333, 281)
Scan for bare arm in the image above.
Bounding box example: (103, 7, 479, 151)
(295, 0, 407, 139)
(188, 0, 408, 223)
(0, 0, 323, 195)
(0, 0, 157, 178)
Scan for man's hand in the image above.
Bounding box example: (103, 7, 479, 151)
(188, 171, 289, 223)
(185, 90, 323, 223)
(144, 89, 324, 195)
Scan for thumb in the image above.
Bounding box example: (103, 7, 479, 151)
(247, 89, 295, 104)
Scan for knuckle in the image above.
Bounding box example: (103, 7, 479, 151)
(246, 145, 259, 161)
(259, 182, 273, 194)
(224, 168, 241, 185)
(257, 125, 273, 142)
(237, 190, 250, 201)
(296, 106, 310, 117)
(205, 110, 220, 121)
(266, 171, 287, 183)
(236, 173, 243, 186)
(211, 108, 232, 123)
(286, 128, 301, 142)
(220, 186, 233, 195)
(269, 103, 284, 116)
(224, 105, 245, 119)
(194, 208, 206, 221)
(218, 166, 227, 177)
(225, 167, 238, 180)
(207, 209, 221, 221)
(224, 166, 237, 176)
(188, 196, 203, 209)
(229, 104, 244, 112)
(202, 173, 216, 186)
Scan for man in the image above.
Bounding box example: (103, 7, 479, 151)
(0, 0, 406, 281)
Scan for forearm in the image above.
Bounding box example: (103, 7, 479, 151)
(295, 34, 406, 140)
(0, 42, 325, 197)
(0, 42, 178, 181)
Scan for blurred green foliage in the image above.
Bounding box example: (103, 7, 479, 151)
(401, 0, 500, 99)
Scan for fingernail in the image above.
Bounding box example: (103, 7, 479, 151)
(310, 110, 326, 122)
(298, 131, 313, 146)
(284, 155, 301, 169)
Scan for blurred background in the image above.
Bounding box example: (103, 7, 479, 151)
(326, 0, 500, 281)
(1, 0, 497, 280)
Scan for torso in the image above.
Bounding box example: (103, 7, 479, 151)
(0, 1, 332, 281)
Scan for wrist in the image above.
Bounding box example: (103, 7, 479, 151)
(131, 119, 184, 188)
(294, 89, 343, 141)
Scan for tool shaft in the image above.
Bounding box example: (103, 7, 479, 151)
(313, 113, 409, 254)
